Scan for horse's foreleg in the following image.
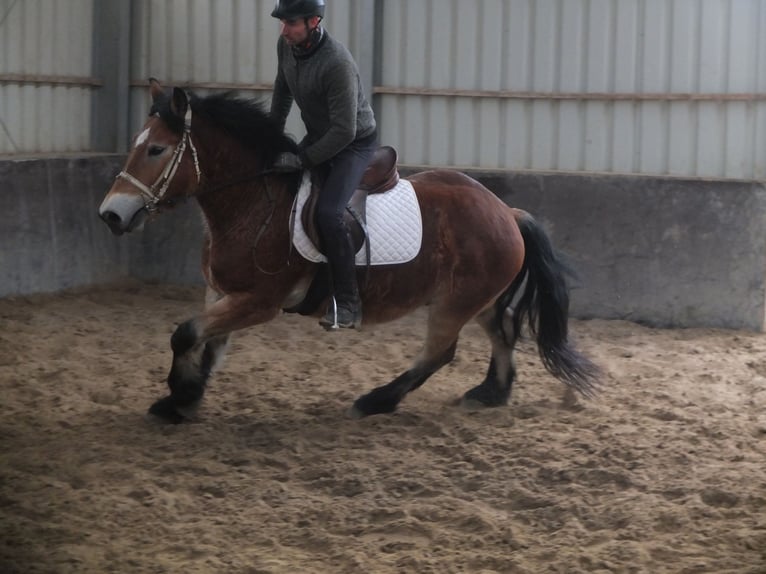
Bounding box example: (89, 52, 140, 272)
(150, 332, 230, 423)
(462, 307, 518, 408)
(149, 292, 279, 423)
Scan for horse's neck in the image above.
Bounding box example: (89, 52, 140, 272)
(191, 120, 295, 244)
(196, 174, 300, 260)
(193, 130, 258, 214)
(197, 177, 271, 227)
(195, 126, 268, 187)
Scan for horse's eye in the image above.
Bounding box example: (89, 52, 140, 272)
(148, 145, 166, 157)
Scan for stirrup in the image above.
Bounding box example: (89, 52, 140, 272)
(319, 296, 360, 331)
(320, 297, 341, 331)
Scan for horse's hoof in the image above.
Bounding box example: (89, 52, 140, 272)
(148, 396, 186, 424)
(561, 387, 584, 411)
(347, 405, 366, 419)
(460, 397, 491, 411)
(351, 392, 398, 417)
(461, 385, 509, 410)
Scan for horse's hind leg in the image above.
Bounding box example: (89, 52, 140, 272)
(351, 312, 462, 417)
(462, 307, 518, 408)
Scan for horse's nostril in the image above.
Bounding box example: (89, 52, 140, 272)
(101, 210, 122, 225)
(100, 210, 127, 235)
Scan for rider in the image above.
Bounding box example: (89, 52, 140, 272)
(269, 0, 378, 330)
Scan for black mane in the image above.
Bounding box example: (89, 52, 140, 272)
(151, 91, 298, 159)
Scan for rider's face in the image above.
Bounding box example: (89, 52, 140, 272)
(279, 16, 320, 45)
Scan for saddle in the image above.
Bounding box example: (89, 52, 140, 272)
(300, 145, 400, 253)
(285, 146, 403, 316)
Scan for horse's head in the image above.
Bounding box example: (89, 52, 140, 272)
(99, 79, 202, 235)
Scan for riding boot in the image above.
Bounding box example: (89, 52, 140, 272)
(319, 230, 361, 330)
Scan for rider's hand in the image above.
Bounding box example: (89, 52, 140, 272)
(271, 151, 303, 173)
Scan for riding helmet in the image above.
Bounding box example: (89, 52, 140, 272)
(271, 0, 325, 19)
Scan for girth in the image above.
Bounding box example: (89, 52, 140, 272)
(300, 145, 400, 254)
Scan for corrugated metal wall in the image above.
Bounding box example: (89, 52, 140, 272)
(378, 0, 766, 179)
(0, 0, 94, 154)
(128, 0, 362, 142)
(1, 0, 764, 179)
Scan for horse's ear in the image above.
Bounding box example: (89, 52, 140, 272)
(170, 87, 188, 119)
(149, 78, 164, 102)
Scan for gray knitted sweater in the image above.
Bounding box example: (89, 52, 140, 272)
(270, 30, 376, 167)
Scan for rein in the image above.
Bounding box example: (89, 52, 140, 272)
(251, 176, 293, 275)
(116, 104, 201, 213)
(200, 169, 298, 276)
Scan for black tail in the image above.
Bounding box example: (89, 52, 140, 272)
(495, 210, 600, 397)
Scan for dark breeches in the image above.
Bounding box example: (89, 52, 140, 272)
(313, 131, 377, 253)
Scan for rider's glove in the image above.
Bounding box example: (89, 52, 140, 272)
(271, 151, 303, 173)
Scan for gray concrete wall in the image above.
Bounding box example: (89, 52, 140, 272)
(487, 171, 766, 330)
(2, 156, 765, 330)
(1, 156, 127, 295)
(0, 156, 204, 298)
(402, 167, 766, 331)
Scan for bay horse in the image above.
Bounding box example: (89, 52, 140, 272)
(98, 79, 599, 424)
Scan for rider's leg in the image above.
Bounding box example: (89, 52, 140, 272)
(314, 132, 377, 329)
(319, 224, 359, 328)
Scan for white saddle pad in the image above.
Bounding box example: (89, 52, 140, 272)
(290, 171, 423, 265)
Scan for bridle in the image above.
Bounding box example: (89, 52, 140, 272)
(115, 98, 294, 274)
(116, 103, 202, 213)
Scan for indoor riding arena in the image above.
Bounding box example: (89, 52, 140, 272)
(1, 1, 764, 573)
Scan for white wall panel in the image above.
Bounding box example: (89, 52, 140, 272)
(506, 0, 532, 90)
(376, 0, 766, 179)
(128, 0, 362, 143)
(668, 102, 695, 176)
(668, 0, 695, 93)
(130, 0, 279, 128)
(557, 101, 581, 171)
(2, 0, 763, 180)
(531, 0, 558, 92)
(0, 0, 93, 154)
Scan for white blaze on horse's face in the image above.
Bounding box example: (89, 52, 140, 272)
(135, 127, 151, 148)
(98, 116, 178, 235)
(130, 116, 175, 158)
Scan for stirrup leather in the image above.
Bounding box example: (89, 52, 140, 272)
(321, 297, 341, 331)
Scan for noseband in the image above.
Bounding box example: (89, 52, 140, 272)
(116, 104, 202, 213)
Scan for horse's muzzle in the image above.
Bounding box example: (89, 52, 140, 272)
(98, 192, 149, 235)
